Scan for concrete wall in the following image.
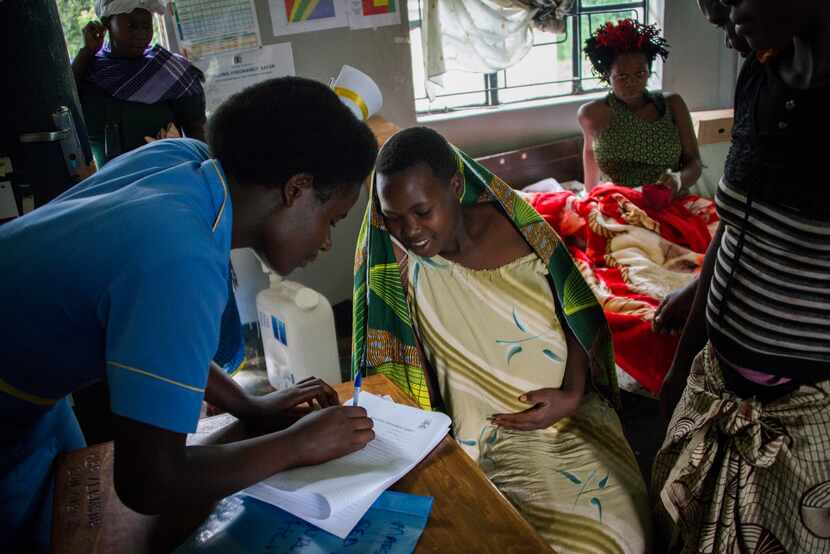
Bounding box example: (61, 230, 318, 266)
(216, 0, 737, 306)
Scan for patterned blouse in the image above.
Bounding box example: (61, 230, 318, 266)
(593, 92, 682, 188)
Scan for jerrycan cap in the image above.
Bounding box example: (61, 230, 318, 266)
(295, 288, 320, 310)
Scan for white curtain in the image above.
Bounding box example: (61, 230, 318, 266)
(421, 0, 574, 100)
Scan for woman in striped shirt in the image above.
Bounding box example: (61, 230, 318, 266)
(653, 1, 830, 551)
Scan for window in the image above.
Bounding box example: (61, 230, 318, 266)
(409, 0, 654, 115)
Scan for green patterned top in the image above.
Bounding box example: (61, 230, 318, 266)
(593, 92, 682, 188)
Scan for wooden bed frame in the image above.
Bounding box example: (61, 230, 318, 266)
(367, 117, 585, 191)
(475, 136, 585, 189)
(370, 109, 732, 194)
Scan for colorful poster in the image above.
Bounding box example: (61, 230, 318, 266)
(285, 0, 336, 21)
(346, 0, 401, 30)
(269, 0, 348, 36)
(361, 0, 394, 16)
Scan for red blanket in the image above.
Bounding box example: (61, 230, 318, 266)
(527, 185, 718, 393)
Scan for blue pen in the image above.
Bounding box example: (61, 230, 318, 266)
(352, 371, 362, 406)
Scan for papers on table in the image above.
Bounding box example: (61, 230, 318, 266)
(243, 392, 450, 538)
(174, 491, 433, 553)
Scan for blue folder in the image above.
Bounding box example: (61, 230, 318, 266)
(175, 490, 433, 554)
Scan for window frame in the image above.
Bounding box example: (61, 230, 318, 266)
(411, 0, 651, 115)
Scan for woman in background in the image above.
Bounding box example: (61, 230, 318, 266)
(527, 20, 718, 394)
(72, 0, 206, 168)
(579, 19, 701, 198)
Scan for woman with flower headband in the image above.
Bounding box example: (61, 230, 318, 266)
(579, 19, 701, 198)
(525, 20, 719, 396)
(654, 0, 830, 551)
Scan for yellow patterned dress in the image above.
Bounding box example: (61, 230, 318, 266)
(407, 252, 652, 553)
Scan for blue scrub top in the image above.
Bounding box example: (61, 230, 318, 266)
(0, 139, 232, 436)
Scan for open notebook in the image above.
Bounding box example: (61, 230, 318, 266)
(243, 392, 451, 538)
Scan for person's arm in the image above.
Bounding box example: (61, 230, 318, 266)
(102, 252, 371, 515)
(204, 362, 260, 417)
(72, 49, 95, 85)
(71, 21, 105, 85)
(171, 93, 207, 142)
(490, 322, 586, 430)
(578, 103, 603, 192)
(204, 362, 341, 433)
(659, 222, 723, 418)
(661, 93, 703, 194)
(653, 278, 698, 335)
(113, 404, 373, 515)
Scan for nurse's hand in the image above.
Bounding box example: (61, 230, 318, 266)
(489, 387, 582, 431)
(286, 405, 375, 466)
(242, 377, 340, 434)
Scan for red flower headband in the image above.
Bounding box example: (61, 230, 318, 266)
(595, 19, 660, 52)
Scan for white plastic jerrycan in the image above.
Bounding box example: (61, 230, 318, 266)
(256, 263, 341, 390)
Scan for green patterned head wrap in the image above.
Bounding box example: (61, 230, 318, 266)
(351, 145, 619, 410)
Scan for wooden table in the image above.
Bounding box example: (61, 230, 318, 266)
(52, 374, 549, 553)
(335, 375, 549, 552)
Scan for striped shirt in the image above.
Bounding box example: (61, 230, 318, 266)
(706, 179, 830, 378)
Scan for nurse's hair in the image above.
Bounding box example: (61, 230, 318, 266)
(584, 19, 669, 82)
(376, 126, 457, 182)
(208, 76, 378, 202)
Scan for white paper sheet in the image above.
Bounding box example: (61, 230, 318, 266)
(193, 43, 295, 115)
(243, 392, 450, 537)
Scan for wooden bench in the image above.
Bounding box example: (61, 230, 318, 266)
(476, 136, 584, 189)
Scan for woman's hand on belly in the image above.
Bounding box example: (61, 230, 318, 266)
(491, 320, 588, 430)
(489, 387, 582, 431)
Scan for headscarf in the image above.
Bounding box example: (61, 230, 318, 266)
(352, 146, 619, 411)
(95, 0, 167, 18)
(86, 44, 204, 104)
